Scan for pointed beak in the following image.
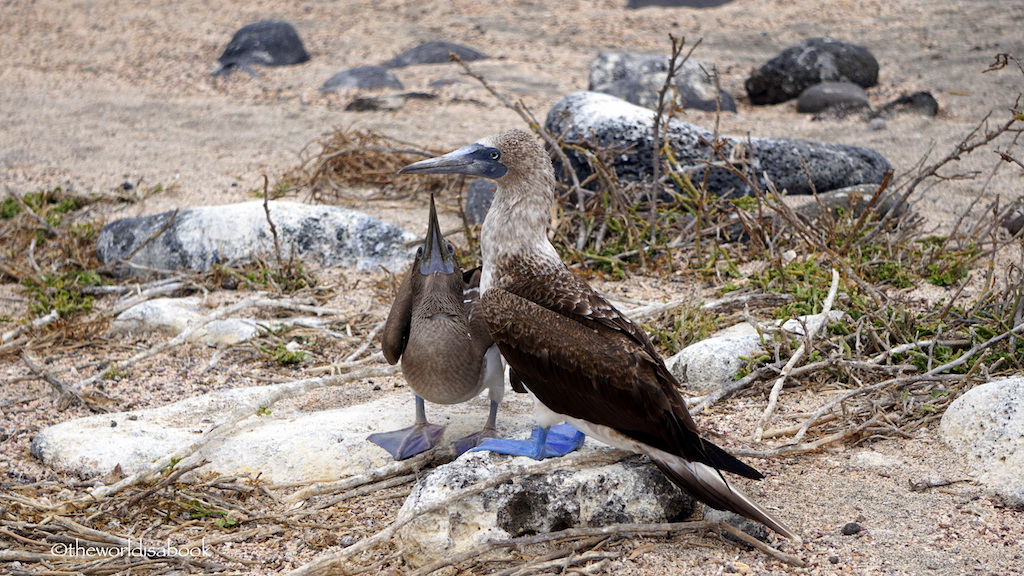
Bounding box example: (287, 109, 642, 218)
(419, 194, 456, 275)
(399, 143, 508, 180)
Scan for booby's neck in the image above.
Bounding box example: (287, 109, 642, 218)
(479, 177, 562, 294)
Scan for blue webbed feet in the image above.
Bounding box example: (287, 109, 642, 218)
(471, 424, 585, 460)
(452, 426, 500, 455)
(367, 423, 446, 460)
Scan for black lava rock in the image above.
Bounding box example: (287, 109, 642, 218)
(746, 38, 879, 105)
(546, 91, 892, 201)
(212, 20, 310, 77)
(874, 91, 939, 118)
(382, 41, 487, 68)
(841, 522, 864, 535)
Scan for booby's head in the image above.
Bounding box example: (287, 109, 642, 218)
(417, 193, 456, 276)
(398, 129, 553, 191)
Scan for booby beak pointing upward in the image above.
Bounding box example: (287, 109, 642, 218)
(399, 143, 508, 180)
(419, 194, 455, 275)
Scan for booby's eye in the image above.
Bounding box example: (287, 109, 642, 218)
(445, 241, 455, 254)
(489, 150, 500, 161)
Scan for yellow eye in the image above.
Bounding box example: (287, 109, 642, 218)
(490, 151, 500, 160)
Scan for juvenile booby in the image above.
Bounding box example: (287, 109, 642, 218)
(372, 194, 505, 460)
(398, 130, 798, 539)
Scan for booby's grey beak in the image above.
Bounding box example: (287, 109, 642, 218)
(399, 143, 508, 180)
(419, 194, 456, 275)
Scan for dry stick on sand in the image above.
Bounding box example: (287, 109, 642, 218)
(753, 268, 841, 441)
(411, 520, 806, 576)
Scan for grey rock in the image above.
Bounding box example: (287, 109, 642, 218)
(940, 378, 1024, 508)
(746, 38, 879, 105)
(874, 91, 939, 118)
(383, 41, 487, 69)
(867, 118, 887, 131)
(394, 448, 698, 566)
(107, 297, 335, 346)
(703, 507, 770, 542)
(791, 184, 910, 223)
(31, 387, 535, 483)
(796, 81, 870, 114)
(545, 91, 891, 199)
(588, 51, 736, 113)
(667, 334, 763, 393)
(95, 201, 417, 277)
(321, 66, 403, 93)
(212, 20, 310, 77)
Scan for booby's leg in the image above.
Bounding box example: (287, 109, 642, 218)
(452, 399, 500, 454)
(453, 346, 507, 454)
(367, 395, 446, 460)
(471, 423, 584, 460)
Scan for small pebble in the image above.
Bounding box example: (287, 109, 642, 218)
(829, 556, 840, 564)
(841, 522, 863, 535)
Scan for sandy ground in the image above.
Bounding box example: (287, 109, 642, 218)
(2, 0, 1024, 574)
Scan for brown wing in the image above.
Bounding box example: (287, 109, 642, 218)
(379, 265, 416, 365)
(480, 287, 753, 478)
(484, 276, 762, 479)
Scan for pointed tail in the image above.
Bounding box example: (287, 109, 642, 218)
(651, 454, 799, 540)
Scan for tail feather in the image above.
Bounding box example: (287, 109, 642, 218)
(652, 457, 798, 541)
(699, 439, 764, 480)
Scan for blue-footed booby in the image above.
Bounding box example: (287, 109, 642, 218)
(372, 194, 505, 460)
(398, 130, 797, 540)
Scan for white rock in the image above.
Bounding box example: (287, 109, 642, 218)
(940, 377, 1024, 507)
(107, 297, 203, 337)
(849, 450, 904, 471)
(667, 334, 764, 393)
(31, 385, 534, 483)
(394, 447, 696, 566)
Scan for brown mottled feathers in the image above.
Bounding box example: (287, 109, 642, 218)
(480, 260, 761, 480)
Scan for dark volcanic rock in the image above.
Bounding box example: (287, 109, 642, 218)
(589, 51, 736, 112)
(545, 91, 891, 199)
(321, 66, 403, 93)
(746, 38, 878, 105)
(874, 91, 939, 118)
(796, 81, 870, 114)
(96, 201, 416, 277)
(382, 41, 487, 68)
(212, 20, 310, 77)
(466, 179, 496, 224)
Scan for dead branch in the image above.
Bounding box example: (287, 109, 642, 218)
(21, 351, 107, 413)
(754, 268, 840, 440)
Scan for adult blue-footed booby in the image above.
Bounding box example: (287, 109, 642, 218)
(372, 194, 505, 460)
(398, 130, 797, 540)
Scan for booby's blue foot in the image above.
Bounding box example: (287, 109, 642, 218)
(471, 424, 585, 460)
(452, 426, 499, 455)
(367, 423, 446, 460)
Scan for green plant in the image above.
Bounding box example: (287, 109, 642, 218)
(21, 270, 103, 318)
